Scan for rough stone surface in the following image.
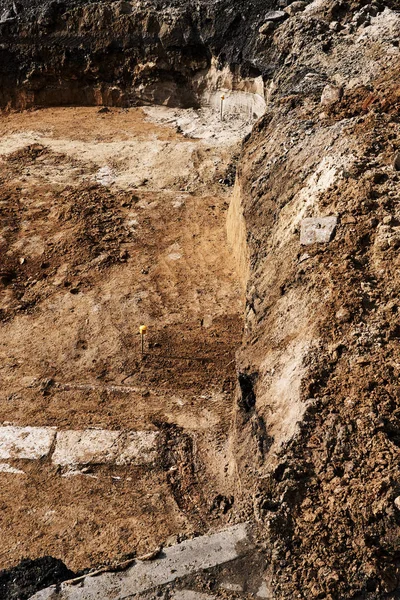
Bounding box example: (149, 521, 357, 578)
(264, 10, 287, 22)
(115, 430, 158, 466)
(0, 426, 158, 468)
(30, 524, 250, 599)
(51, 430, 120, 466)
(320, 84, 343, 106)
(0, 426, 56, 460)
(52, 430, 158, 466)
(300, 216, 338, 245)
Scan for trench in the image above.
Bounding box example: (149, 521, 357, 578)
(0, 76, 263, 580)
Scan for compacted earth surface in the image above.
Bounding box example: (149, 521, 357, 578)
(0, 105, 246, 571)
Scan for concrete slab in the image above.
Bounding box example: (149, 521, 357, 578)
(300, 216, 337, 245)
(0, 426, 56, 460)
(30, 523, 250, 600)
(52, 430, 120, 466)
(52, 430, 158, 467)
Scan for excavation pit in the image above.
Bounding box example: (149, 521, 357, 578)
(0, 105, 246, 571)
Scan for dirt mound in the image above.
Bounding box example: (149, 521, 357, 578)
(0, 181, 134, 322)
(230, 8, 400, 598)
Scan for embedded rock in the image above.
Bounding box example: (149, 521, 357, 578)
(264, 10, 287, 22)
(320, 84, 343, 106)
(300, 216, 338, 245)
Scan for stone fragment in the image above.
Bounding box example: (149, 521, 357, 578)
(259, 21, 275, 35)
(394, 497, 400, 510)
(61, 468, 97, 479)
(220, 582, 243, 592)
(300, 217, 338, 245)
(52, 430, 120, 466)
(341, 215, 356, 224)
(329, 21, 341, 31)
(393, 153, 400, 171)
(298, 253, 310, 263)
(0, 426, 56, 460)
(284, 2, 307, 16)
(264, 10, 287, 22)
(30, 524, 250, 600)
(320, 84, 343, 106)
(335, 307, 352, 323)
(257, 581, 271, 599)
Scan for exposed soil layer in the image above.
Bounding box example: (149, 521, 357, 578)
(0, 0, 400, 599)
(231, 10, 400, 600)
(0, 106, 244, 572)
(0, 0, 280, 109)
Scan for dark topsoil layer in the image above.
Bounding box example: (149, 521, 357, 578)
(0, 557, 75, 600)
(0, 0, 393, 110)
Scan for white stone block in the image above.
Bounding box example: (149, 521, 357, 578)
(300, 216, 337, 245)
(30, 524, 250, 600)
(0, 426, 56, 460)
(52, 430, 120, 466)
(116, 431, 158, 466)
(52, 429, 158, 467)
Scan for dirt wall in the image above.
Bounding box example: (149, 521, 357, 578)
(229, 3, 400, 598)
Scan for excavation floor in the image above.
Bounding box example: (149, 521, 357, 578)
(0, 107, 244, 571)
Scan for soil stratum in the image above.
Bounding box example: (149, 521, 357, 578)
(0, 1, 399, 599)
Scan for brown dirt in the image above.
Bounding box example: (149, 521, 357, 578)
(0, 107, 243, 571)
(231, 56, 400, 598)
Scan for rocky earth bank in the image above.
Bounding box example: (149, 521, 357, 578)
(0, 0, 399, 599)
(231, 5, 400, 599)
